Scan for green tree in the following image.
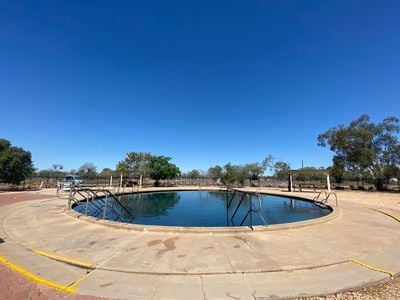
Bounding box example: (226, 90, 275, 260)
(262, 154, 275, 171)
(207, 165, 223, 182)
(0, 139, 11, 152)
(273, 161, 290, 180)
(318, 115, 400, 190)
(262, 154, 291, 179)
(188, 169, 200, 179)
(383, 166, 400, 181)
(37, 166, 65, 180)
(220, 163, 247, 187)
(99, 168, 115, 177)
(220, 163, 237, 186)
(37, 169, 52, 178)
(116, 152, 151, 178)
(187, 169, 200, 184)
(51, 164, 64, 180)
(77, 162, 97, 178)
(331, 156, 345, 183)
(0, 139, 34, 184)
(148, 156, 181, 186)
(244, 163, 265, 180)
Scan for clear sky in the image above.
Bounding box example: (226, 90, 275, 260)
(1, 1, 399, 173)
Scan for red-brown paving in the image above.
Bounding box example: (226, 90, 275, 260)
(0, 193, 54, 207)
(0, 263, 104, 300)
(0, 192, 106, 300)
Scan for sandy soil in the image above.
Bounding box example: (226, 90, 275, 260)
(333, 189, 400, 212)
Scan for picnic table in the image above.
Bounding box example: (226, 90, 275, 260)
(298, 183, 317, 192)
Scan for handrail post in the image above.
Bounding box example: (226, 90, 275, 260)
(231, 193, 246, 221)
(103, 198, 107, 219)
(85, 195, 89, 216)
(249, 195, 253, 229)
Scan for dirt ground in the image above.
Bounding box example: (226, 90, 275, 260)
(332, 189, 400, 212)
(0, 189, 399, 300)
(302, 276, 400, 300)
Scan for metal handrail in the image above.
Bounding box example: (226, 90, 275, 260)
(238, 194, 267, 227)
(68, 187, 135, 222)
(313, 190, 338, 207)
(227, 189, 238, 209)
(326, 192, 338, 207)
(230, 193, 247, 220)
(226, 188, 267, 229)
(313, 190, 328, 202)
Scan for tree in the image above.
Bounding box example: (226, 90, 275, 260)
(383, 166, 400, 181)
(77, 162, 97, 178)
(37, 167, 64, 180)
(37, 169, 53, 178)
(52, 164, 63, 172)
(186, 169, 200, 184)
(220, 163, 247, 187)
(147, 156, 181, 186)
(318, 115, 400, 190)
(0, 138, 34, 184)
(244, 163, 265, 180)
(116, 152, 151, 178)
(220, 163, 238, 186)
(188, 169, 200, 178)
(0, 139, 11, 152)
(207, 165, 223, 182)
(294, 167, 321, 181)
(273, 161, 290, 180)
(51, 164, 64, 180)
(99, 168, 114, 177)
(187, 169, 200, 184)
(330, 156, 345, 183)
(262, 154, 275, 171)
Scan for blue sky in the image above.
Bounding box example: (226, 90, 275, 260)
(1, 1, 399, 173)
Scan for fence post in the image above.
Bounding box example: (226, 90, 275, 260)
(327, 174, 331, 193)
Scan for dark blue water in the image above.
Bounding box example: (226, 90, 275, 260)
(73, 191, 331, 227)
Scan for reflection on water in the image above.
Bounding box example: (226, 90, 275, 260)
(73, 191, 331, 227)
(120, 192, 180, 218)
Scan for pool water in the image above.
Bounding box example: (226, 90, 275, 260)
(73, 191, 331, 227)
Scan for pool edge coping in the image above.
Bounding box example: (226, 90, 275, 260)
(64, 188, 340, 234)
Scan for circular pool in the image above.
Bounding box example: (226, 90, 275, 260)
(72, 190, 332, 227)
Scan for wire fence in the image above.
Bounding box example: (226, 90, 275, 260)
(11, 174, 398, 193)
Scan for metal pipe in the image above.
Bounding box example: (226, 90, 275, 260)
(103, 198, 107, 219)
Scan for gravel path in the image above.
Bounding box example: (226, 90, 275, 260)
(300, 276, 400, 300)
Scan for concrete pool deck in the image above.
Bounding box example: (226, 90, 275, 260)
(0, 187, 399, 299)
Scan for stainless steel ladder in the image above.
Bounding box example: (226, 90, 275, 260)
(68, 187, 135, 222)
(313, 190, 338, 207)
(226, 188, 267, 229)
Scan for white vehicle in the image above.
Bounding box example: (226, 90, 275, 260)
(63, 175, 83, 190)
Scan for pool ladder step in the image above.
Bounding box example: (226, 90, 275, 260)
(68, 188, 135, 222)
(226, 188, 267, 229)
(313, 190, 338, 207)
